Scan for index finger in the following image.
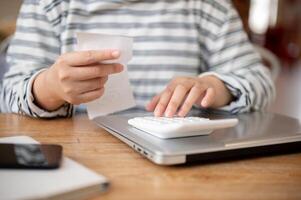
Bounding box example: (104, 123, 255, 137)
(60, 50, 120, 66)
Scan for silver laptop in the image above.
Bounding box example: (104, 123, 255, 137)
(93, 108, 301, 165)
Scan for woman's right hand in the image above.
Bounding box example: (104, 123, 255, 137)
(33, 50, 123, 111)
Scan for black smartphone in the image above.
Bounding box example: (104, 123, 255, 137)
(0, 143, 63, 169)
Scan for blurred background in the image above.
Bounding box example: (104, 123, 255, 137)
(0, 0, 20, 42)
(231, 0, 301, 120)
(0, 0, 300, 119)
(233, 0, 301, 68)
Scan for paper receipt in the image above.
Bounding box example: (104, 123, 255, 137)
(76, 32, 136, 119)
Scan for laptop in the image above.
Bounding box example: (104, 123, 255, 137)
(93, 108, 301, 165)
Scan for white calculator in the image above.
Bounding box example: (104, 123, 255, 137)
(128, 117, 238, 139)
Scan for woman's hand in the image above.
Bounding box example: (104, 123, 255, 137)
(146, 75, 233, 117)
(33, 50, 123, 111)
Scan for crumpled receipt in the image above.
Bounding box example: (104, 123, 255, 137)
(77, 32, 136, 119)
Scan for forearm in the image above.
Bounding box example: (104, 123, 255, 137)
(1, 76, 26, 114)
(199, 63, 275, 113)
(2, 69, 73, 118)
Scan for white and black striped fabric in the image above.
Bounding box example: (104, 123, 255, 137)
(1, 0, 275, 118)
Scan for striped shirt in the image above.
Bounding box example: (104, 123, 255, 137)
(1, 0, 275, 118)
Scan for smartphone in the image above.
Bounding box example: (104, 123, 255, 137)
(0, 143, 63, 169)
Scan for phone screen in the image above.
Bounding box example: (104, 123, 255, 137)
(0, 143, 63, 169)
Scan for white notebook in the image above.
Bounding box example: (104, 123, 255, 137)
(0, 136, 109, 200)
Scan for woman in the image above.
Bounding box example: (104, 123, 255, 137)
(1, 0, 275, 118)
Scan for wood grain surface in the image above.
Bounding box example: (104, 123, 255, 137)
(0, 113, 300, 200)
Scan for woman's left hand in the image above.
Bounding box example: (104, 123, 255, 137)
(146, 75, 233, 117)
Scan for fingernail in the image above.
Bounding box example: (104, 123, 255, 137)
(202, 100, 207, 107)
(165, 110, 172, 117)
(154, 109, 161, 117)
(112, 50, 120, 58)
(178, 110, 184, 117)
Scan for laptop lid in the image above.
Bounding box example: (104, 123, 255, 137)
(93, 109, 301, 165)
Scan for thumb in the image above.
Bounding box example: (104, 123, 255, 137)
(201, 87, 215, 108)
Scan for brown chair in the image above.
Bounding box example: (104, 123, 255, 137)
(0, 36, 11, 80)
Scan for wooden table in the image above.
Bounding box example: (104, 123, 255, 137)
(0, 113, 300, 200)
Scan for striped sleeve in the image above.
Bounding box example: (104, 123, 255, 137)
(199, 1, 275, 113)
(2, 0, 73, 118)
